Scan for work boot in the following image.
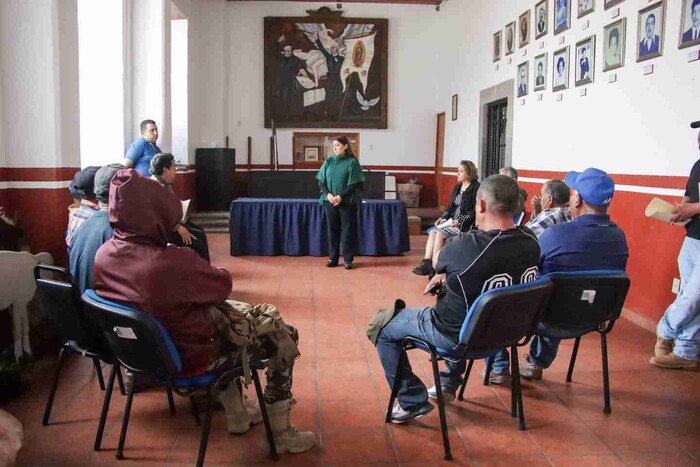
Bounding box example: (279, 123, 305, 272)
(654, 336, 673, 358)
(266, 399, 316, 454)
(412, 259, 433, 276)
(218, 383, 252, 434)
(243, 393, 263, 424)
(649, 353, 698, 370)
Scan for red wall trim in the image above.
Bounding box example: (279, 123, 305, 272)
(0, 167, 79, 182)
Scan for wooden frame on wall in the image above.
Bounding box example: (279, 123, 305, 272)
(292, 132, 360, 169)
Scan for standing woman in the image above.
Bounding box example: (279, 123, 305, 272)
(412, 160, 480, 276)
(316, 136, 365, 269)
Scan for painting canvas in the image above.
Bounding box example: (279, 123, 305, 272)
(679, 0, 700, 49)
(264, 11, 388, 129)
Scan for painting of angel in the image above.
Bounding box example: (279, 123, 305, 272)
(264, 9, 388, 128)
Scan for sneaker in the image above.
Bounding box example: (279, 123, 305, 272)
(390, 401, 434, 424)
(479, 367, 510, 385)
(519, 354, 543, 381)
(649, 353, 698, 370)
(427, 385, 455, 403)
(654, 336, 674, 358)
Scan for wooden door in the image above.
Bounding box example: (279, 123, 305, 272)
(435, 112, 446, 209)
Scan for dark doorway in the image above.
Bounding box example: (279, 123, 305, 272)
(483, 98, 508, 178)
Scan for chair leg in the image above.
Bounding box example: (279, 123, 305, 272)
(92, 357, 106, 391)
(94, 365, 117, 451)
(511, 345, 526, 431)
(252, 369, 278, 461)
(509, 349, 517, 418)
(43, 345, 67, 426)
(166, 386, 176, 415)
(601, 333, 611, 414)
(189, 396, 201, 425)
(566, 337, 581, 383)
(483, 356, 493, 386)
(429, 353, 452, 461)
(385, 349, 407, 423)
(457, 359, 474, 401)
(196, 389, 215, 467)
(116, 374, 136, 460)
(115, 366, 126, 396)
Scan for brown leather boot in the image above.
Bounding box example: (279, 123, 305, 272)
(654, 336, 673, 358)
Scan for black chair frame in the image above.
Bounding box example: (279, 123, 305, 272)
(34, 264, 126, 428)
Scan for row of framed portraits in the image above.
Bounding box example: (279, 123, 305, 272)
(494, 0, 700, 63)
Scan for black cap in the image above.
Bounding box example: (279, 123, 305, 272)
(94, 163, 125, 203)
(691, 121, 700, 129)
(68, 166, 100, 199)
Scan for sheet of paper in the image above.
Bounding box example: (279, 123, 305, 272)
(644, 197, 689, 226)
(181, 199, 191, 223)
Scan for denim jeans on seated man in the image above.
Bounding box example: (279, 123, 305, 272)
(376, 306, 465, 410)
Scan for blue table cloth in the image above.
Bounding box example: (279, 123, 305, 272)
(230, 198, 410, 256)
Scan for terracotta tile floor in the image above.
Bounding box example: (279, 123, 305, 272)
(3, 234, 699, 466)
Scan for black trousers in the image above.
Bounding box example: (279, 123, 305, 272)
(173, 221, 210, 262)
(323, 201, 358, 263)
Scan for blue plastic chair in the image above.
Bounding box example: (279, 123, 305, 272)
(538, 270, 630, 413)
(385, 278, 553, 460)
(81, 290, 278, 466)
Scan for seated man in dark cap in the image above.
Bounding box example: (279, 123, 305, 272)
(69, 164, 123, 294)
(66, 166, 101, 247)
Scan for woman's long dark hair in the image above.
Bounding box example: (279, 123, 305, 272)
(334, 136, 355, 158)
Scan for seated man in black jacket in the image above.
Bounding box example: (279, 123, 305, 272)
(377, 175, 541, 423)
(413, 160, 480, 277)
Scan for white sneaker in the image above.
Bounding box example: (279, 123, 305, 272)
(427, 385, 455, 403)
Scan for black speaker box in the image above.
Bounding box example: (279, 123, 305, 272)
(195, 148, 235, 211)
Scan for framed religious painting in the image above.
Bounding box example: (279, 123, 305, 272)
(264, 8, 388, 128)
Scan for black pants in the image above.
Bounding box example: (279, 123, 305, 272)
(173, 221, 210, 262)
(323, 201, 358, 263)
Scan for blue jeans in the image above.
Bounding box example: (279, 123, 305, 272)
(376, 306, 465, 410)
(491, 328, 561, 373)
(657, 237, 700, 361)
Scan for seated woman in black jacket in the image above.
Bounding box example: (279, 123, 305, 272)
(412, 160, 480, 276)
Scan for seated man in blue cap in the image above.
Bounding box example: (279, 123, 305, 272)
(517, 167, 629, 381)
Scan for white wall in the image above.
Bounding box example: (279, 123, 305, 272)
(184, 0, 446, 167)
(171, 19, 189, 163)
(439, 0, 700, 176)
(78, 0, 124, 168)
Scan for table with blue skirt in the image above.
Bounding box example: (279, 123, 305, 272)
(230, 198, 410, 256)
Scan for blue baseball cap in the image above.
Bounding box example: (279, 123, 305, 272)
(564, 168, 615, 207)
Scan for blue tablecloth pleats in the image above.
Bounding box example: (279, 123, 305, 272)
(230, 198, 410, 257)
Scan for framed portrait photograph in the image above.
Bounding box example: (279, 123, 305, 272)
(519, 10, 531, 48)
(304, 146, 320, 161)
(603, 18, 626, 71)
(505, 21, 516, 55)
(552, 46, 570, 92)
(578, 0, 595, 18)
(532, 53, 547, 91)
(535, 0, 549, 38)
(605, 0, 625, 10)
(637, 2, 665, 62)
(575, 35, 595, 86)
(554, 0, 571, 35)
(493, 31, 502, 62)
(534, 53, 548, 91)
(452, 94, 458, 121)
(264, 11, 388, 129)
(517, 61, 529, 97)
(679, 0, 700, 49)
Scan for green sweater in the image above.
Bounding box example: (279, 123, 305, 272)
(315, 155, 365, 205)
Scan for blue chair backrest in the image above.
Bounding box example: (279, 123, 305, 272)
(514, 212, 525, 226)
(541, 270, 630, 335)
(458, 277, 553, 352)
(34, 265, 102, 350)
(81, 289, 182, 379)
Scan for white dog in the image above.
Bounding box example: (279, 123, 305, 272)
(0, 251, 53, 360)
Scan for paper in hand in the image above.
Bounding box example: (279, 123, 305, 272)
(645, 197, 689, 226)
(181, 199, 191, 223)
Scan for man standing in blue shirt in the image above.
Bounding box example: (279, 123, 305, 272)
(651, 121, 700, 370)
(518, 168, 629, 381)
(123, 119, 160, 176)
